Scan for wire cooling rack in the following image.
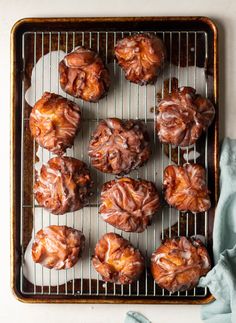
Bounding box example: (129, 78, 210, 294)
(18, 27, 214, 300)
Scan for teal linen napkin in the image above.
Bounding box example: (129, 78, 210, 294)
(124, 311, 151, 323)
(200, 138, 236, 322)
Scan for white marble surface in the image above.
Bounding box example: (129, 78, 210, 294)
(0, 0, 234, 322)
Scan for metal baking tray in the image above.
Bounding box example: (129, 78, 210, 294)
(11, 17, 219, 304)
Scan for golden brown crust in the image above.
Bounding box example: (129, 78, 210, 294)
(99, 177, 160, 232)
(29, 92, 81, 156)
(114, 34, 166, 85)
(151, 236, 211, 292)
(92, 233, 144, 284)
(88, 118, 151, 175)
(34, 156, 93, 215)
(156, 87, 215, 147)
(59, 47, 110, 102)
(32, 225, 85, 270)
(163, 164, 211, 212)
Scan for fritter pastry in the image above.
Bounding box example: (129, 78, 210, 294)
(32, 225, 85, 270)
(99, 177, 160, 232)
(151, 236, 211, 292)
(34, 156, 93, 215)
(92, 233, 144, 284)
(115, 34, 166, 85)
(163, 163, 211, 212)
(156, 87, 215, 147)
(59, 47, 110, 102)
(88, 118, 151, 175)
(29, 92, 81, 155)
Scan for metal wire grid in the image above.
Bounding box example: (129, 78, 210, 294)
(20, 30, 210, 298)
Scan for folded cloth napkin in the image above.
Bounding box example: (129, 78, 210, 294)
(200, 138, 236, 323)
(124, 311, 151, 323)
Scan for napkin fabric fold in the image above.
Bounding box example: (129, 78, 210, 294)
(124, 311, 151, 323)
(200, 138, 236, 323)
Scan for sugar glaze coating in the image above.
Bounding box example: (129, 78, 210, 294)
(32, 225, 85, 270)
(99, 177, 160, 232)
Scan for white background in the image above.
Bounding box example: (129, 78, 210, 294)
(0, 0, 235, 322)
